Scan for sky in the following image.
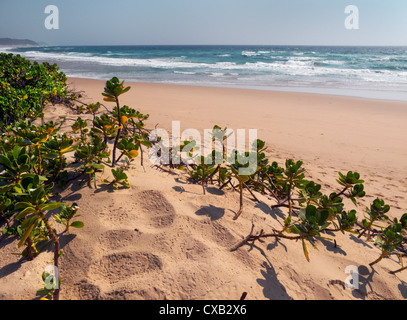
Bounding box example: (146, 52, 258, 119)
(0, 0, 406, 46)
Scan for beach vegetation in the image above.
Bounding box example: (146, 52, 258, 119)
(0, 53, 406, 302)
(155, 130, 407, 272)
(0, 53, 68, 127)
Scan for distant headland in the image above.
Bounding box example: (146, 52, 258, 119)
(0, 38, 39, 47)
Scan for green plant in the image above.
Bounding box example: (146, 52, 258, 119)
(189, 154, 217, 195)
(228, 150, 258, 220)
(37, 267, 62, 300)
(74, 135, 109, 188)
(0, 53, 68, 127)
(91, 113, 120, 145)
(54, 203, 84, 232)
(13, 174, 64, 299)
(71, 117, 89, 143)
(370, 218, 404, 266)
(0, 195, 12, 228)
(0, 55, 91, 300)
(116, 136, 140, 166)
(101, 77, 130, 166)
(358, 198, 390, 240)
(42, 133, 77, 184)
(102, 167, 130, 189)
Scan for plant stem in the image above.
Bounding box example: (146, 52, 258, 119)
(219, 178, 232, 190)
(358, 219, 374, 239)
(38, 211, 60, 300)
(370, 250, 386, 267)
(202, 165, 206, 195)
(335, 185, 349, 198)
(26, 236, 34, 260)
(288, 178, 293, 217)
(243, 183, 260, 202)
(112, 97, 121, 167)
(139, 145, 144, 167)
(194, 166, 219, 184)
(1, 212, 10, 229)
(36, 145, 42, 175)
(233, 182, 243, 220)
(390, 266, 407, 274)
(48, 152, 63, 185)
(230, 223, 303, 251)
(249, 178, 275, 197)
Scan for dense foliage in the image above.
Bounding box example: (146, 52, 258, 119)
(0, 53, 68, 126)
(0, 55, 149, 299)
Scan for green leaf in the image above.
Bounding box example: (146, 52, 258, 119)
(0, 185, 14, 194)
(43, 153, 58, 159)
(374, 234, 383, 246)
(85, 168, 94, 174)
(70, 221, 84, 228)
(12, 145, 21, 159)
(92, 164, 104, 170)
(15, 202, 33, 210)
(21, 215, 39, 230)
(0, 155, 12, 169)
(237, 175, 250, 183)
(289, 225, 301, 234)
(141, 140, 152, 147)
(18, 222, 36, 248)
(16, 206, 36, 220)
(40, 202, 65, 212)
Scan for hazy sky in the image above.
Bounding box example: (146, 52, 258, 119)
(0, 0, 406, 46)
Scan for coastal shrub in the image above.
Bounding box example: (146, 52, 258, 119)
(155, 129, 407, 273)
(0, 125, 77, 300)
(72, 77, 150, 187)
(0, 53, 68, 126)
(0, 56, 151, 299)
(54, 203, 84, 232)
(0, 55, 79, 300)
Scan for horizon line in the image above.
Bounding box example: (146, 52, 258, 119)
(38, 43, 407, 48)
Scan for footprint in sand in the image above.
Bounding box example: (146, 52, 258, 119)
(209, 221, 237, 247)
(98, 229, 138, 250)
(102, 286, 167, 300)
(98, 203, 131, 225)
(178, 237, 209, 261)
(137, 190, 176, 228)
(66, 280, 101, 300)
(88, 251, 163, 284)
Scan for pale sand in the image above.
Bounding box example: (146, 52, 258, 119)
(0, 78, 406, 300)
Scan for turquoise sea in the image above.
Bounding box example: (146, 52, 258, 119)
(3, 45, 407, 100)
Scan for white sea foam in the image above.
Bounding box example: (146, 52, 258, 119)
(7, 47, 407, 95)
(174, 71, 197, 75)
(241, 51, 260, 57)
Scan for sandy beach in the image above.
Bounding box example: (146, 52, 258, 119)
(1, 77, 406, 300)
(69, 77, 407, 200)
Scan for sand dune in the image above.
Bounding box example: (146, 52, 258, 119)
(0, 79, 406, 300)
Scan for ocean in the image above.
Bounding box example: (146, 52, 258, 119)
(2, 45, 407, 101)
